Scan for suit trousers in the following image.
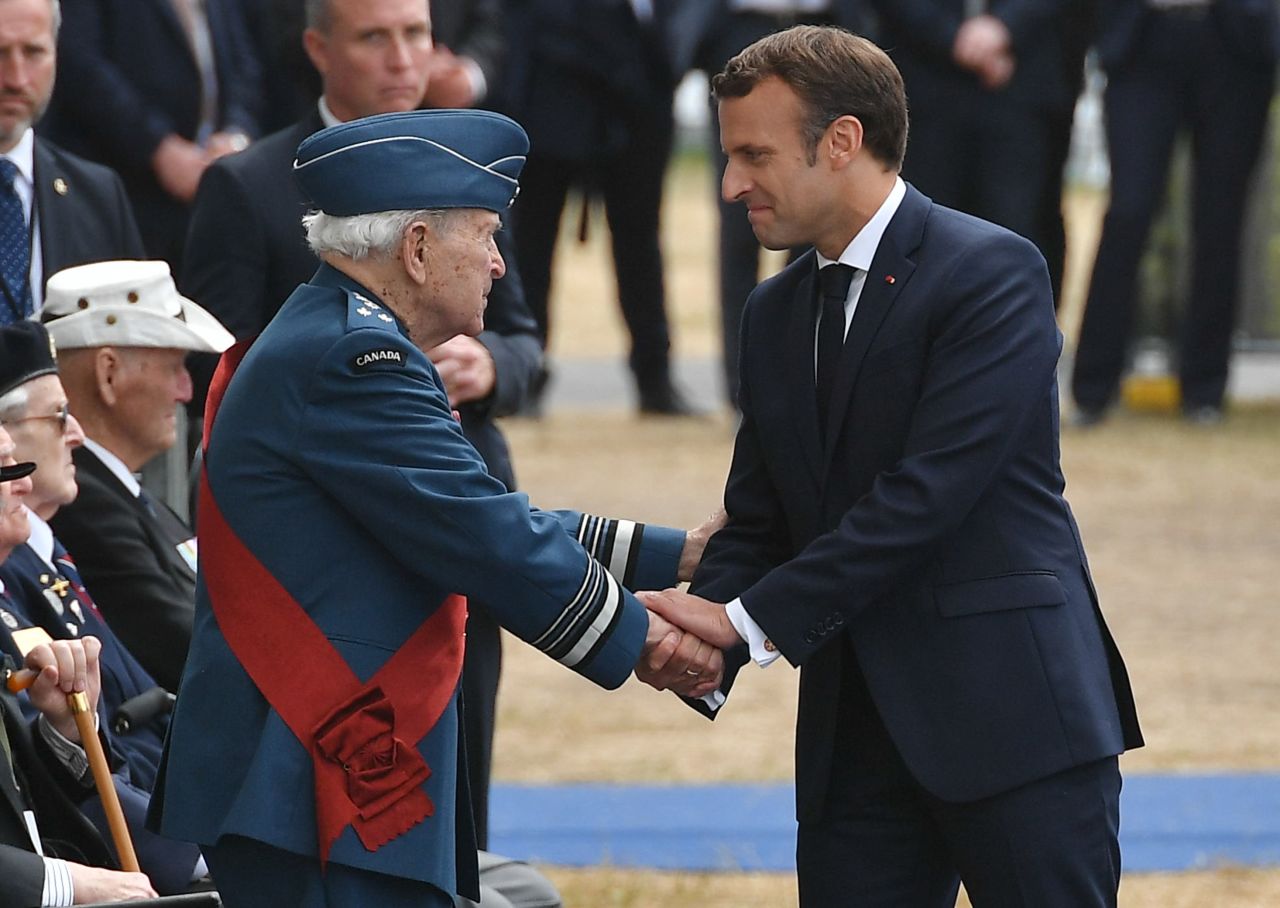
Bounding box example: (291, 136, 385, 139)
(510, 105, 675, 396)
(1072, 11, 1276, 411)
(796, 641, 1122, 908)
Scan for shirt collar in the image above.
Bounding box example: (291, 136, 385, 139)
(815, 176, 906, 272)
(318, 96, 343, 129)
(83, 437, 142, 497)
(0, 128, 36, 188)
(23, 507, 54, 568)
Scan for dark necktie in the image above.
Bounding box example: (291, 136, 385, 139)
(816, 263, 855, 434)
(0, 158, 32, 324)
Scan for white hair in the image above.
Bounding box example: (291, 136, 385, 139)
(302, 208, 456, 260)
(0, 385, 30, 424)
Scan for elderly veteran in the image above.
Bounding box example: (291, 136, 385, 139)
(150, 110, 723, 907)
(37, 261, 233, 692)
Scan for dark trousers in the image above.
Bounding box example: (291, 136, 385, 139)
(1072, 12, 1276, 411)
(797, 645, 1122, 908)
(510, 105, 675, 397)
(204, 835, 453, 908)
(461, 605, 502, 849)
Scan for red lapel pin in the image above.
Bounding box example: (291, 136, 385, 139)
(885, 275, 896, 285)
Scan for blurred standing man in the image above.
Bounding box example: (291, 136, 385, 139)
(41, 262, 234, 693)
(671, 0, 867, 405)
(644, 27, 1142, 908)
(1071, 0, 1279, 425)
(180, 0, 542, 852)
(0, 0, 144, 325)
(38, 0, 263, 270)
(153, 110, 721, 907)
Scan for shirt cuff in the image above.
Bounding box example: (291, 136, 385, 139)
(461, 57, 487, 104)
(726, 598, 781, 667)
(37, 713, 94, 785)
(42, 857, 75, 906)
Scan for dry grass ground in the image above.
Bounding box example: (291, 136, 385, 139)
(487, 156, 1280, 904)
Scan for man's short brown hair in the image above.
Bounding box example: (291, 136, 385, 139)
(712, 25, 908, 169)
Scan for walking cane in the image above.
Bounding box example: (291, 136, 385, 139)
(5, 663, 142, 872)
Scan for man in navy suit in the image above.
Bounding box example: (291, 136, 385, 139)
(0, 0, 144, 325)
(1072, 0, 1279, 424)
(644, 27, 1142, 907)
(39, 0, 263, 270)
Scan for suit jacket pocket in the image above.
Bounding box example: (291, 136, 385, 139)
(858, 338, 925, 380)
(934, 571, 1065, 618)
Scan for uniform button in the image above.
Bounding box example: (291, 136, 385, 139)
(763, 638, 776, 653)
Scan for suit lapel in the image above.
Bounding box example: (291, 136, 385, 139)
(784, 256, 825, 483)
(821, 186, 930, 474)
(31, 141, 66, 286)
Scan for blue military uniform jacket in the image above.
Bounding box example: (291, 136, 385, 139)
(153, 264, 682, 896)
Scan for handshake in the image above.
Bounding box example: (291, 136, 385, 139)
(632, 588, 742, 698)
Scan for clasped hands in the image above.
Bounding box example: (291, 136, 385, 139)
(633, 589, 742, 698)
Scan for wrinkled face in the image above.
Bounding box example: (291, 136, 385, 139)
(0, 424, 32, 559)
(0, 0, 56, 152)
(4, 374, 83, 518)
(420, 209, 505, 341)
(109, 347, 193, 467)
(719, 77, 835, 252)
(307, 0, 433, 121)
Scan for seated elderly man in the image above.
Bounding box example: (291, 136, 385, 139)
(152, 110, 722, 907)
(0, 428, 158, 905)
(40, 261, 234, 693)
(0, 321, 206, 894)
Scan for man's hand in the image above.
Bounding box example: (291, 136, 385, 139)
(427, 336, 497, 406)
(25, 637, 102, 743)
(151, 134, 208, 203)
(205, 130, 251, 161)
(638, 589, 741, 650)
(422, 47, 480, 108)
(635, 610, 723, 697)
(952, 15, 1015, 89)
(68, 863, 158, 902)
(677, 507, 727, 582)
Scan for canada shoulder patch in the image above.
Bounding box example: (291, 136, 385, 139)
(351, 348, 407, 372)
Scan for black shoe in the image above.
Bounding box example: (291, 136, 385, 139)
(638, 383, 702, 417)
(1183, 404, 1224, 426)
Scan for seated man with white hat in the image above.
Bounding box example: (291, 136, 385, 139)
(40, 261, 234, 693)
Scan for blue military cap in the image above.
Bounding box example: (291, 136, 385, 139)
(293, 110, 529, 216)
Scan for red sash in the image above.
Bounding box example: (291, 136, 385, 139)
(199, 340, 467, 864)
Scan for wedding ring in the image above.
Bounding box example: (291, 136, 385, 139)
(685, 669, 699, 676)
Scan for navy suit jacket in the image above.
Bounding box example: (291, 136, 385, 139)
(1094, 0, 1280, 70)
(32, 138, 145, 290)
(691, 185, 1142, 819)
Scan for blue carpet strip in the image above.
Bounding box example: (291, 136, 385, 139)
(490, 775, 1280, 873)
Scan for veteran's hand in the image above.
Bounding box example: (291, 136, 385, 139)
(427, 335, 498, 406)
(678, 506, 727, 582)
(25, 636, 102, 743)
(68, 863, 158, 902)
(635, 610, 724, 697)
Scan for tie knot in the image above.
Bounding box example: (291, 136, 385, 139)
(819, 264, 855, 303)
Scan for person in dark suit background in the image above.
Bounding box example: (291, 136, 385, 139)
(1071, 0, 1279, 425)
(499, 0, 695, 415)
(643, 27, 1142, 907)
(0, 0, 144, 326)
(37, 0, 263, 271)
(869, 0, 1072, 277)
(671, 0, 867, 405)
(179, 0, 541, 857)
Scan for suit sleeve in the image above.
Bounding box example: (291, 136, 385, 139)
(451, 0, 507, 93)
(106, 169, 146, 259)
(0, 846, 45, 908)
(739, 233, 1063, 665)
(292, 329, 650, 689)
(211, 0, 264, 136)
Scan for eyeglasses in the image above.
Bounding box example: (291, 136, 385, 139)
(6, 403, 71, 433)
